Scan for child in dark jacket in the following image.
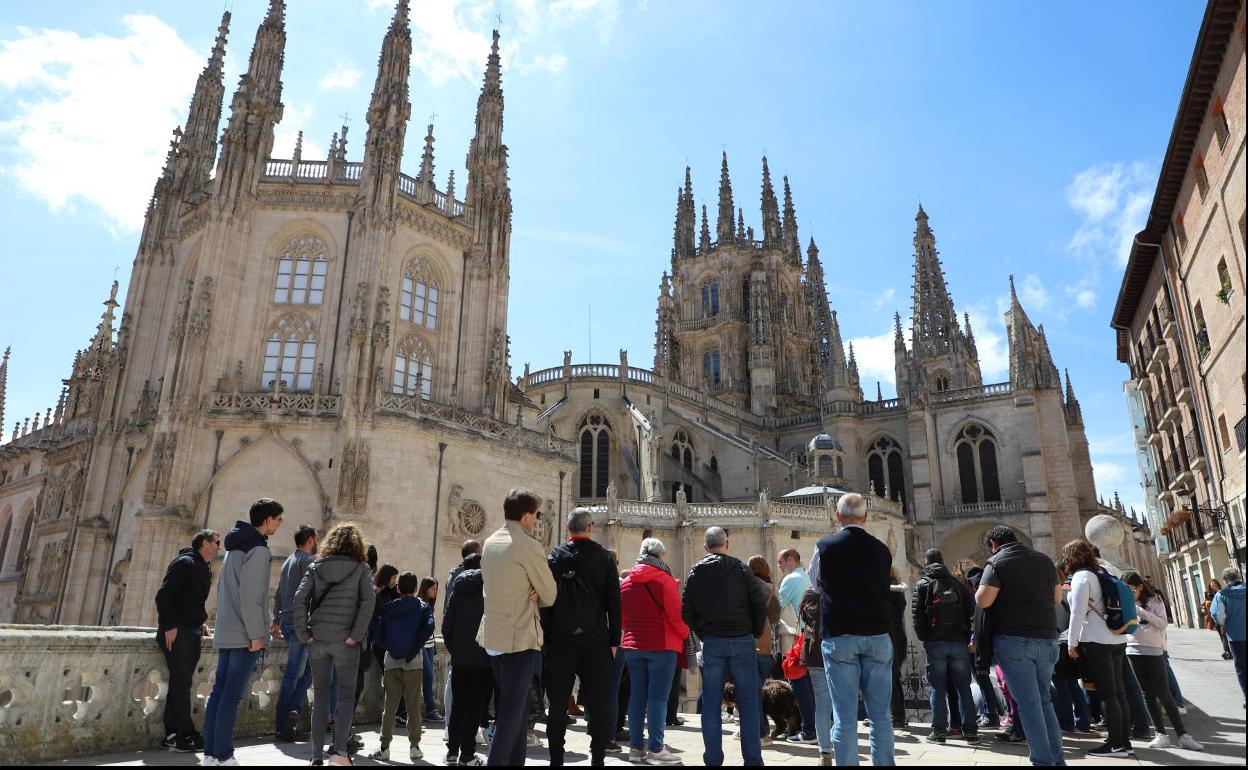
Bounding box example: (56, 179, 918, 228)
(370, 572, 435, 762)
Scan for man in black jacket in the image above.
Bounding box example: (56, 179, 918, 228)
(154, 529, 219, 752)
(682, 526, 768, 767)
(442, 553, 490, 765)
(541, 508, 621, 766)
(911, 548, 977, 743)
(816, 493, 895, 766)
(441, 538, 482, 745)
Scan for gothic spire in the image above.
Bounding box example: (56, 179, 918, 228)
(214, 0, 286, 209)
(782, 175, 800, 263)
(418, 122, 435, 185)
(894, 311, 905, 348)
(0, 346, 8, 444)
(760, 156, 782, 249)
(181, 11, 230, 191)
(1064, 368, 1084, 426)
(737, 208, 746, 241)
(1005, 274, 1059, 389)
(847, 342, 859, 383)
(671, 187, 684, 260)
(675, 166, 696, 257)
(829, 309, 846, 374)
(716, 151, 735, 242)
(466, 30, 511, 251)
(910, 204, 959, 360)
(699, 204, 711, 253)
(360, 0, 412, 217)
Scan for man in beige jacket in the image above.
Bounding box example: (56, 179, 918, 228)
(479, 488, 558, 766)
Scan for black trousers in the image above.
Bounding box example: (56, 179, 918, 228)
(158, 626, 203, 738)
(448, 665, 494, 762)
(1128, 654, 1186, 737)
(1082, 642, 1130, 748)
(544, 643, 611, 765)
(666, 666, 682, 724)
(891, 658, 906, 724)
(487, 650, 539, 766)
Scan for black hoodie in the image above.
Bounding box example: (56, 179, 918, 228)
(155, 546, 212, 631)
(911, 563, 973, 643)
(443, 568, 488, 668)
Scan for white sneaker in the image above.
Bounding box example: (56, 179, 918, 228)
(1178, 706, 1188, 715)
(461, 757, 484, 767)
(526, 731, 542, 748)
(201, 759, 219, 767)
(1147, 733, 1173, 749)
(645, 748, 683, 765)
(409, 746, 424, 761)
(218, 759, 241, 767)
(628, 748, 646, 762)
(1177, 734, 1204, 751)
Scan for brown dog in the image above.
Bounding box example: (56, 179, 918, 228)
(722, 678, 801, 739)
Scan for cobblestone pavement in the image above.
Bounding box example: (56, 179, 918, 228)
(51, 628, 1245, 766)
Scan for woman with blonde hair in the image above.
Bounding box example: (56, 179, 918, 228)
(294, 523, 376, 766)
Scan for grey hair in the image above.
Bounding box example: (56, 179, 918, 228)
(639, 537, 666, 558)
(1224, 566, 1243, 584)
(567, 508, 593, 535)
(837, 492, 867, 521)
(704, 526, 728, 549)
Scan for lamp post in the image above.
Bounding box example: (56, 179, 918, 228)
(1179, 489, 1243, 573)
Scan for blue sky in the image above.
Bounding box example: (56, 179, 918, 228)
(0, 1, 1205, 515)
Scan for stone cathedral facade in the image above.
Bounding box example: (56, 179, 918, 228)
(0, 0, 1100, 626)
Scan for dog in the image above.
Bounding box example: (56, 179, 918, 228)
(722, 678, 801, 739)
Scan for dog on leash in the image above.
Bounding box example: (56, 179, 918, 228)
(722, 678, 801, 739)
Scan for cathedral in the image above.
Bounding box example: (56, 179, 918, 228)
(0, 0, 1099, 626)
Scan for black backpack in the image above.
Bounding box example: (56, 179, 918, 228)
(547, 548, 602, 641)
(926, 575, 964, 635)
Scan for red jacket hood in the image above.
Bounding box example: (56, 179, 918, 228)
(628, 563, 672, 584)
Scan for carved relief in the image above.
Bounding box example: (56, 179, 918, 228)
(168, 280, 194, 341)
(446, 484, 488, 540)
(336, 439, 370, 511)
(143, 433, 176, 507)
(372, 286, 391, 348)
(188, 276, 214, 336)
(106, 549, 132, 626)
(35, 539, 67, 594)
(347, 282, 369, 341)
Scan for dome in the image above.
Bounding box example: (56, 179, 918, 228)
(807, 432, 844, 452)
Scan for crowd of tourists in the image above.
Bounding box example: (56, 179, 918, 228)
(151, 493, 1246, 766)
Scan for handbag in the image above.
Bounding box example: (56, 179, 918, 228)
(781, 632, 807, 679)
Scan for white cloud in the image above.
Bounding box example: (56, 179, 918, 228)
(848, 329, 897, 397)
(964, 305, 1010, 382)
(1067, 285, 1097, 309)
(1017, 273, 1050, 311)
(320, 63, 362, 90)
(1092, 458, 1129, 488)
(0, 16, 204, 233)
(272, 104, 326, 163)
(869, 287, 896, 310)
(1066, 162, 1154, 268)
(365, 0, 621, 84)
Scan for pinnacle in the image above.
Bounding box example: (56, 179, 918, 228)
(208, 11, 231, 74)
(389, 0, 411, 32)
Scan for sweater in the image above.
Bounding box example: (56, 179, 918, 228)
(1067, 569, 1125, 648)
(1125, 594, 1168, 655)
(620, 563, 688, 653)
(816, 526, 893, 638)
(292, 556, 375, 644)
(273, 549, 315, 626)
(213, 521, 273, 649)
(155, 547, 211, 632)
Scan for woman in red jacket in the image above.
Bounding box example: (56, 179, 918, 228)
(620, 537, 689, 765)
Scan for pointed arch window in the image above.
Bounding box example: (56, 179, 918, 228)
(262, 313, 317, 390)
(0, 509, 11, 573)
(672, 429, 694, 471)
(866, 436, 907, 516)
(393, 334, 433, 399)
(273, 235, 329, 305)
(703, 350, 721, 386)
(701, 281, 720, 317)
(934, 371, 951, 392)
(955, 423, 1001, 504)
(14, 511, 33, 575)
(400, 260, 439, 329)
(579, 413, 612, 498)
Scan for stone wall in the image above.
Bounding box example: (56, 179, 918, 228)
(0, 625, 449, 765)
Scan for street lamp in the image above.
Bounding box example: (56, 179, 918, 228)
(1178, 489, 1244, 573)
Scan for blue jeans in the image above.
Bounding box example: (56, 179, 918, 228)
(623, 649, 676, 753)
(275, 622, 313, 732)
(1121, 654, 1151, 735)
(790, 671, 818, 738)
(924, 640, 976, 734)
(1163, 652, 1184, 706)
(422, 646, 436, 712)
(807, 666, 833, 754)
(821, 634, 894, 766)
(995, 635, 1064, 766)
(202, 647, 260, 761)
(1050, 672, 1091, 732)
(700, 635, 763, 766)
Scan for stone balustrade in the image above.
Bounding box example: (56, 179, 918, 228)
(0, 624, 447, 765)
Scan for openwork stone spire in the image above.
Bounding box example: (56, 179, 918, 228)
(910, 204, 957, 360)
(418, 122, 435, 185)
(182, 11, 230, 191)
(1005, 274, 1059, 389)
(716, 151, 735, 243)
(759, 157, 782, 249)
(360, 0, 412, 218)
(782, 175, 800, 263)
(699, 204, 711, 252)
(0, 347, 9, 444)
(466, 30, 512, 252)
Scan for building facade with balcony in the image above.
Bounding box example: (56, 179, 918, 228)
(1112, 0, 1246, 628)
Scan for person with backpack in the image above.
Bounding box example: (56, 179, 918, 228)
(1210, 566, 1246, 705)
(443, 552, 489, 766)
(1121, 571, 1203, 751)
(620, 537, 688, 765)
(911, 548, 978, 744)
(540, 508, 621, 766)
(369, 572, 435, 762)
(1064, 539, 1133, 758)
(293, 522, 376, 766)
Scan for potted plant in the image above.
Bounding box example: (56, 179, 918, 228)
(1216, 277, 1232, 304)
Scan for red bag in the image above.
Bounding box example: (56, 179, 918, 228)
(781, 632, 807, 679)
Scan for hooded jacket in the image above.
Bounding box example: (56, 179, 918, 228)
(1211, 581, 1245, 642)
(213, 520, 273, 649)
(377, 595, 435, 661)
(911, 563, 974, 643)
(443, 568, 488, 668)
(620, 562, 689, 653)
(681, 552, 768, 640)
(155, 546, 212, 631)
(1125, 594, 1168, 654)
(292, 555, 375, 645)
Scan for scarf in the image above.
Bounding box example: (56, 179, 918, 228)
(636, 553, 672, 575)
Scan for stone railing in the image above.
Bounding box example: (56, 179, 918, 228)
(260, 159, 467, 220)
(376, 393, 576, 459)
(933, 499, 1028, 519)
(205, 390, 342, 417)
(931, 381, 1012, 404)
(0, 624, 452, 764)
(585, 490, 902, 526)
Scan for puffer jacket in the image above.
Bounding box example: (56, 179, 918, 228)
(681, 553, 768, 640)
(753, 576, 782, 656)
(620, 563, 688, 653)
(292, 555, 375, 644)
(443, 568, 488, 668)
(377, 595, 435, 661)
(1126, 594, 1169, 654)
(910, 563, 974, 643)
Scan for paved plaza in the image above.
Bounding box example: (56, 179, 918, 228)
(48, 628, 1244, 767)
